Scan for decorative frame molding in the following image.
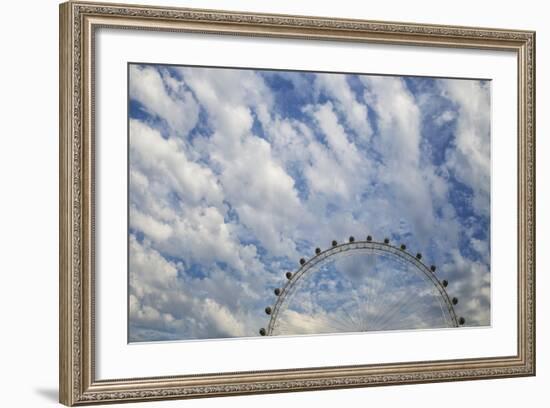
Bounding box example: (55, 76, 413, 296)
(59, 1, 536, 405)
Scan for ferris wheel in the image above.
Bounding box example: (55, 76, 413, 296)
(259, 235, 465, 337)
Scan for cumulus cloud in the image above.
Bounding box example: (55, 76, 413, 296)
(129, 65, 199, 137)
(439, 79, 491, 217)
(129, 236, 253, 340)
(130, 119, 223, 207)
(303, 101, 368, 199)
(314, 73, 372, 141)
(128, 64, 492, 341)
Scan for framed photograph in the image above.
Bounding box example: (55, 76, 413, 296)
(59, 1, 536, 405)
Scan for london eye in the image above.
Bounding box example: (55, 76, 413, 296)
(260, 235, 465, 337)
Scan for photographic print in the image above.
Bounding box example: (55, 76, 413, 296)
(60, 5, 535, 403)
(128, 63, 491, 342)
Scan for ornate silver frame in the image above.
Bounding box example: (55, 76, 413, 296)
(59, 1, 536, 405)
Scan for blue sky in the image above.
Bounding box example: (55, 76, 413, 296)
(128, 63, 491, 342)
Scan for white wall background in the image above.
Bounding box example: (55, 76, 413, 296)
(0, 0, 546, 407)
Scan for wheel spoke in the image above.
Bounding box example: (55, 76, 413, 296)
(267, 242, 458, 336)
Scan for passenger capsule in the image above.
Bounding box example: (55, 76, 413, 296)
(265, 306, 272, 315)
(430, 265, 437, 272)
(400, 244, 407, 250)
(416, 253, 422, 260)
(299, 258, 306, 265)
(286, 272, 292, 280)
(459, 317, 466, 325)
(349, 236, 355, 243)
(332, 240, 338, 247)
(315, 247, 321, 254)
(452, 297, 459, 305)
(366, 235, 372, 242)
(259, 328, 266, 336)
(442, 280, 448, 287)
(384, 238, 390, 244)
(274, 288, 281, 296)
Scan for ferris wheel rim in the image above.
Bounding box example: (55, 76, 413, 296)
(260, 236, 464, 336)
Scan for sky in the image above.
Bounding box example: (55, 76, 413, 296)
(127, 63, 491, 342)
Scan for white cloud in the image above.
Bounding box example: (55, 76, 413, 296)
(308, 102, 363, 169)
(129, 235, 256, 340)
(439, 79, 491, 217)
(130, 206, 173, 242)
(362, 76, 422, 165)
(129, 65, 199, 137)
(434, 109, 457, 126)
(301, 102, 368, 200)
(129, 118, 270, 279)
(130, 119, 223, 207)
(314, 73, 372, 142)
(175, 67, 309, 259)
(176, 66, 273, 138)
(359, 76, 444, 245)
